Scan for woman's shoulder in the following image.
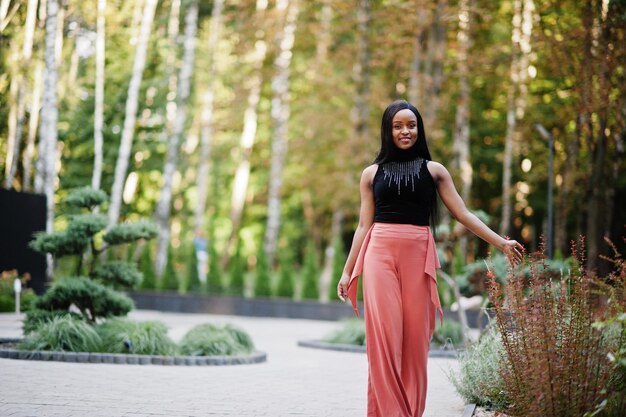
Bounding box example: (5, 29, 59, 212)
(361, 164, 379, 184)
(425, 160, 449, 181)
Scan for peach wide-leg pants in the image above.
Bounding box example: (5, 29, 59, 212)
(347, 223, 442, 417)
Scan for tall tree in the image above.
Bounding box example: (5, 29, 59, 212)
(38, 0, 60, 279)
(22, 62, 43, 191)
(194, 0, 225, 235)
(3, 0, 38, 189)
(452, 0, 472, 203)
(224, 0, 266, 266)
(163, 0, 182, 139)
(108, 0, 158, 227)
(500, 0, 534, 236)
(263, 0, 299, 266)
(154, 0, 198, 277)
(92, 0, 106, 191)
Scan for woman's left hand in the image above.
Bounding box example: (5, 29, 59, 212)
(501, 239, 524, 265)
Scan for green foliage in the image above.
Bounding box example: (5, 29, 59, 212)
(139, 243, 157, 290)
(23, 309, 84, 334)
(185, 243, 202, 293)
(178, 323, 254, 356)
(35, 277, 134, 322)
(64, 187, 108, 209)
(323, 319, 366, 346)
(228, 240, 245, 297)
(30, 230, 90, 258)
(96, 318, 177, 356)
(206, 240, 223, 294)
(0, 271, 37, 313)
(432, 319, 464, 348)
(329, 237, 346, 302)
(301, 242, 319, 300)
(19, 315, 102, 353)
(276, 249, 295, 299)
(254, 244, 272, 297)
(91, 261, 143, 288)
(160, 245, 179, 292)
(449, 325, 509, 409)
(103, 221, 159, 246)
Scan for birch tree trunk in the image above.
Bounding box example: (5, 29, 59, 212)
(22, 62, 43, 191)
(3, 0, 37, 189)
(263, 0, 299, 266)
(223, 0, 266, 265)
(39, 0, 60, 278)
(500, 0, 534, 236)
(194, 0, 225, 235)
(91, 0, 106, 191)
(452, 0, 472, 203)
(154, 0, 198, 277)
(352, 0, 370, 159)
(422, 0, 447, 129)
(499, 0, 522, 236)
(107, 0, 157, 227)
(164, 0, 181, 137)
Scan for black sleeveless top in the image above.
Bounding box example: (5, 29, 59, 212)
(373, 158, 436, 226)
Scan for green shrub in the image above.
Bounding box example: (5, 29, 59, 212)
(23, 309, 83, 334)
(19, 315, 102, 352)
(91, 261, 142, 288)
(329, 237, 346, 301)
(35, 277, 134, 322)
(0, 271, 37, 313)
(323, 319, 366, 346)
(103, 221, 159, 245)
(64, 187, 107, 208)
(254, 244, 272, 297)
(160, 245, 179, 291)
(432, 319, 464, 348)
(301, 242, 319, 300)
(206, 239, 223, 294)
(276, 249, 295, 298)
(228, 241, 245, 296)
(139, 243, 157, 290)
(185, 243, 202, 293)
(449, 325, 509, 409)
(178, 323, 254, 356)
(97, 318, 177, 355)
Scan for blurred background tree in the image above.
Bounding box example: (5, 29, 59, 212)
(1, 0, 624, 302)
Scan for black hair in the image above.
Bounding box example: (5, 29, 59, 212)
(373, 100, 439, 235)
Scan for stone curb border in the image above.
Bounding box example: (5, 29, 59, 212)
(297, 339, 459, 359)
(0, 340, 266, 366)
(462, 404, 477, 417)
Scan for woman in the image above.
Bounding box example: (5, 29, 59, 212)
(337, 100, 522, 417)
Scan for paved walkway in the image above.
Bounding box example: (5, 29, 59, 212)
(0, 310, 465, 417)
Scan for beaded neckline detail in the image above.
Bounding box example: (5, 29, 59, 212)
(381, 158, 424, 195)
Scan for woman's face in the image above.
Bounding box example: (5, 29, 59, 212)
(391, 109, 418, 150)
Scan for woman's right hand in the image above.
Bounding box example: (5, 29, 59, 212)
(337, 272, 350, 302)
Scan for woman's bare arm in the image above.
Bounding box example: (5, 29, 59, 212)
(427, 161, 523, 263)
(337, 164, 377, 301)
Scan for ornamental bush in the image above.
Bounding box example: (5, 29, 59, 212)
(96, 318, 177, 356)
(19, 315, 102, 353)
(178, 323, 254, 356)
(24, 187, 157, 333)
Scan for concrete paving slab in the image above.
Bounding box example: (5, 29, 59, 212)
(0, 311, 465, 417)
